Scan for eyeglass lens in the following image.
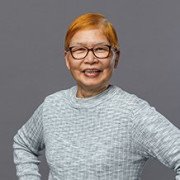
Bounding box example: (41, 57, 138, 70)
(70, 45, 111, 59)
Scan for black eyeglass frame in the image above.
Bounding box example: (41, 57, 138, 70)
(66, 45, 118, 60)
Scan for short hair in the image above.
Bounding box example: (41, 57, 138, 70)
(64, 13, 120, 51)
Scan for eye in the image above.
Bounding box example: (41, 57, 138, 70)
(94, 46, 109, 53)
(71, 47, 86, 54)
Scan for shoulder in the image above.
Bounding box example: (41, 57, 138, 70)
(118, 87, 163, 131)
(43, 86, 75, 104)
(113, 85, 151, 111)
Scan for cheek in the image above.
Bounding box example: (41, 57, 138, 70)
(104, 60, 115, 71)
(66, 57, 80, 71)
(68, 62, 83, 78)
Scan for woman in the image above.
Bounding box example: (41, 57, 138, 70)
(13, 13, 180, 180)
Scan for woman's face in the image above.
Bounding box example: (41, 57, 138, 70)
(65, 29, 119, 91)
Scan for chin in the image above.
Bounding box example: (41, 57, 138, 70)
(74, 74, 109, 89)
(79, 80, 108, 89)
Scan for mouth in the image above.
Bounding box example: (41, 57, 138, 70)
(82, 68, 102, 77)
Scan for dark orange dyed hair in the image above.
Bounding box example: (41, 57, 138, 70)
(64, 13, 120, 51)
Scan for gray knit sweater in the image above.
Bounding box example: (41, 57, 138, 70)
(13, 85, 180, 180)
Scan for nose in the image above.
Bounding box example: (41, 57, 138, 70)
(83, 50, 98, 64)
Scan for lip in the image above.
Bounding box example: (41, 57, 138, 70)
(81, 68, 102, 78)
(82, 68, 102, 72)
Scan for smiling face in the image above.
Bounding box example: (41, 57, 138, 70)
(65, 29, 119, 95)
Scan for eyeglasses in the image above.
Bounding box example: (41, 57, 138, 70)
(67, 45, 113, 60)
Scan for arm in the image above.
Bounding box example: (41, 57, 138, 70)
(132, 99, 180, 180)
(13, 103, 45, 180)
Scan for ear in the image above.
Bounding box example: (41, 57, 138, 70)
(114, 50, 120, 68)
(64, 51, 70, 70)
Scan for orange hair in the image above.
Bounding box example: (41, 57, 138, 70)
(64, 13, 120, 51)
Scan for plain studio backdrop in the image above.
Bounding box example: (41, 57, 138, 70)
(0, 1, 180, 179)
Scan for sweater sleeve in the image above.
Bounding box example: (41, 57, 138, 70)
(13, 103, 45, 180)
(132, 99, 180, 180)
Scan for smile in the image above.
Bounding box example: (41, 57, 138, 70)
(82, 69, 102, 77)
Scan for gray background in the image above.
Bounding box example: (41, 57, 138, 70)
(0, 0, 180, 179)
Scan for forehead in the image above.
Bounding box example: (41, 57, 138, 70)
(70, 29, 109, 46)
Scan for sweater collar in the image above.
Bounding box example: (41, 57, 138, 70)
(67, 84, 118, 109)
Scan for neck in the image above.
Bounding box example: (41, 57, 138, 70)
(76, 84, 110, 98)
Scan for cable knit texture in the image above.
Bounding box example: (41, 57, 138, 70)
(13, 85, 180, 180)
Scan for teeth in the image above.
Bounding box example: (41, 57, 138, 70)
(84, 70, 100, 73)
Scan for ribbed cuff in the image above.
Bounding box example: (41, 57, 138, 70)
(19, 175, 41, 180)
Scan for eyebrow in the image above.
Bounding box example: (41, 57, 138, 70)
(69, 42, 109, 47)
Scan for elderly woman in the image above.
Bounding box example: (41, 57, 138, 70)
(13, 13, 180, 180)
